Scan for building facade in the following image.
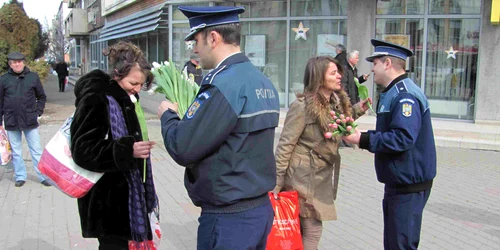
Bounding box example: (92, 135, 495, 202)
(66, 0, 500, 124)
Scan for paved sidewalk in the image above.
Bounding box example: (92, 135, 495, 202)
(1, 75, 499, 249)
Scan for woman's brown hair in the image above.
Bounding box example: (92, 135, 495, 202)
(103, 41, 153, 90)
(298, 56, 353, 131)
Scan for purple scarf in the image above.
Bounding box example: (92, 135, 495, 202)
(106, 95, 157, 244)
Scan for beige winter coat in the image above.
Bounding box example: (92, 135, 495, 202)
(275, 95, 364, 221)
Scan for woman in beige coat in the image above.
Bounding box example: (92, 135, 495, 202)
(273, 56, 371, 249)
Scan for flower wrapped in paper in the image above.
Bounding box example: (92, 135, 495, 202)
(149, 59, 200, 119)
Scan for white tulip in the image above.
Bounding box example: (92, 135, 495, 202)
(152, 62, 161, 69)
(163, 61, 170, 66)
(130, 95, 137, 103)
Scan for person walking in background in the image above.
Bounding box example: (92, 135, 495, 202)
(273, 56, 371, 250)
(70, 41, 158, 250)
(334, 44, 347, 66)
(182, 53, 203, 86)
(343, 39, 437, 250)
(0, 52, 51, 187)
(54, 59, 69, 92)
(157, 6, 279, 249)
(341, 50, 370, 105)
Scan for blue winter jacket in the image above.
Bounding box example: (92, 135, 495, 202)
(160, 53, 280, 213)
(359, 74, 436, 192)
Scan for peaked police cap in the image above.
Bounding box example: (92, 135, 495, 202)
(178, 6, 245, 41)
(366, 39, 413, 62)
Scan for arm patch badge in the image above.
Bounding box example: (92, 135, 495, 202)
(185, 91, 211, 120)
(402, 103, 412, 117)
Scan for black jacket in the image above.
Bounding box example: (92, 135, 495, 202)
(0, 67, 46, 130)
(341, 63, 366, 105)
(54, 62, 69, 78)
(183, 60, 203, 86)
(70, 70, 145, 239)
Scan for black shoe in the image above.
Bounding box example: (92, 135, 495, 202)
(41, 180, 52, 187)
(15, 180, 25, 187)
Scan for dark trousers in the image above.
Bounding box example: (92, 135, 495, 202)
(197, 200, 274, 250)
(58, 76, 66, 92)
(383, 188, 431, 250)
(98, 236, 128, 250)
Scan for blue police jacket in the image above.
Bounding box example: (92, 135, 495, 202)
(359, 74, 436, 192)
(160, 53, 280, 213)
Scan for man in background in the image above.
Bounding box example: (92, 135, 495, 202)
(182, 53, 203, 86)
(341, 50, 369, 105)
(54, 59, 69, 92)
(334, 43, 347, 66)
(0, 52, 51, 187)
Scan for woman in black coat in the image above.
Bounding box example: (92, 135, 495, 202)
(70, 41, 157, 250)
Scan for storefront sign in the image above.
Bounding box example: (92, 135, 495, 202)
(492, 0, 500, 25)
(382, 34, 410, 47)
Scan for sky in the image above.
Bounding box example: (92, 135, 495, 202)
(0, 0, 67, 28)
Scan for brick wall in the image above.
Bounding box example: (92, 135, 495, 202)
(87, 0, 105, 32)
(107, 0, 166, 23)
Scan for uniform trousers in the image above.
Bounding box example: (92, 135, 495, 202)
(383, 187, 431, 250)
(197, 200, 274, 250)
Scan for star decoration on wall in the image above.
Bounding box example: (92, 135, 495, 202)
(445, 46, 458, 59)
(292, 22, 309, 41)
(185, 41, 195, 50)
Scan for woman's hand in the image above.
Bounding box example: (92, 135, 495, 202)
(133, 141, 156, 159)
(358, 98, 373, 112)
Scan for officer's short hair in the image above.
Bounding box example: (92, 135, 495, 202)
(379, 56, 406, 70)
(200, 23, 241, 46)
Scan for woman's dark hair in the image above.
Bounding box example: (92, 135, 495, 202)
(103, 41, 153, 90)
(200, 23, 241, 46)
(302, 56, 344, 93)
(300, 56, 352, 118)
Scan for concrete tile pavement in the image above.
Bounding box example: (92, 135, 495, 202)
(1, 75, 499, 249)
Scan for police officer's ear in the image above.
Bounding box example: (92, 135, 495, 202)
(207, 30, 222, 47)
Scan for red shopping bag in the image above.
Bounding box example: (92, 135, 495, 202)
(266, 191, 303, 250)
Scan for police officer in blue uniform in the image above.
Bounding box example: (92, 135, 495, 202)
(157, 6, 280, 250)
(343, 39, 437, 250)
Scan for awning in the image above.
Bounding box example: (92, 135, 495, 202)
(96, 2, 168, 42)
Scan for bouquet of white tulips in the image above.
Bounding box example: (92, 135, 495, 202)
(149, 59, 200, 119)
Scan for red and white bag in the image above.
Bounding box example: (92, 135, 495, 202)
(39, 114, 103, 198)
(266, 191, 303, 250)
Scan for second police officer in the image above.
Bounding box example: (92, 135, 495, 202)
(157, 6, 280, 249)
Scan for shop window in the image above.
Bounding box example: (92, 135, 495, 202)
(148, 33, 158, 63)
(240, 21, 287, 107)
(288, 20, 347, 106)
(234, 1, 286, 18)
(158, 30, 169, 63)
(172, 23, 193, 69)
(138, 36, 147, 59)
(425, 18, 479, 119)
(291, 0, 347, 16)
(429, 0, 481, 14)
(377, 0, 425, 15)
